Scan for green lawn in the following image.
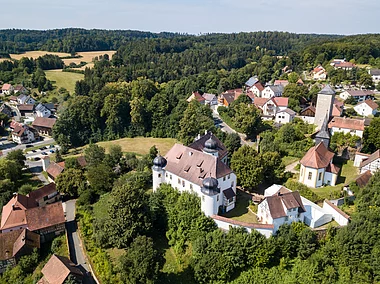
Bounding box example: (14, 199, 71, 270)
(92, 192, 111, 220)
(222, 191, 258, 223)
(45, 70, 84, 94)
(310, 160, 358, 200)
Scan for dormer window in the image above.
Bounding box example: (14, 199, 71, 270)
(176, 153, 183, 159)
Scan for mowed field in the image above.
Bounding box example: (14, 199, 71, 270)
(97, 137, 177, 156)
(10, 50, 116, 70)
(45, 70, 84, 94)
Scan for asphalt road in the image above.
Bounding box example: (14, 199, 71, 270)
(65, 200, 96, 284)
(0, 137, 55, 157)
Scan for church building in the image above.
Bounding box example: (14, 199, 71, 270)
(152, 132, 237, 216)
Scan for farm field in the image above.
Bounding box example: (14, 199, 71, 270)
(45, 70, 84, 94)
(10, 51, 70, 60)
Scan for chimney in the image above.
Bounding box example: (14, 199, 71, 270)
(12, 204, 15, 210)
(205, 130, 208, 135)
(13, 192, 17, 197)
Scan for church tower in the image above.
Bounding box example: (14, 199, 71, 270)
(314, 85, 335, 130)
(315, 114, 331, 148)
(200, 177, 220, 216)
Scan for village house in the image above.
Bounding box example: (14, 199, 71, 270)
(330, 59, 356, 70)
(17, 104, 35, 117)
(248, 82, 264, 97)
(339, 90, 374, 102)
(299, 142, 340, 188)
(261, 85, 284, 99)
(369, 69, 380, 83)
(35, 103, 52, 118)
(14, 85, 28, 95)
(10, 121, 37, 144)
(0, 104, 12, 118)
(257, 189, 306, 232)
(312, 65, 327, 80)
(275, 108, 296, 124)
(202, 93, 217, 105)
(256, 97, 289, 117)
(273, 80, 289, 87)
(344, 170, 372, 196)
(0, 193, 65, 243)
(354, 99, 378, 117)
(359, 150, 380, 174)
(17, 94, 35, 105)
(27, 183, 61, 207)
(328, 116, 365, 138)
(298, 106, 316, 124)
(9, 96, 18, 105)
(38, 254, 83, 284)
(332, 99, 344, 117)
(32, 117, 56, 136)
(42, 156, 87, 182)
(0, 229, 40, 273)
(152, 132, 237, 217)
(218, 89, 244, 107)
(1, 84, 14, 96)
(187, 92, 206, 105)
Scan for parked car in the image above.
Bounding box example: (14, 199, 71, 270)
(49, 144, 55, 148)
(32, 150, 37, 153)
(25, 144, 33, 148)
(49, 149, 55, 153)
(41, 152, 48, 155)
(34, 157, 41, 161)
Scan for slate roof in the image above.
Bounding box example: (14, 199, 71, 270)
(319, 85, 335, 95)
(32, 117, 56, 129)
(25, 202, 65, 231)
(188, 132, 228, 160)
(360, 150, 380, 168)
(267, 85, 284, 93)
(221, 93, 235, 105)
(300, 142, 335, 169)
(345, 90, 374, 97)
(328, 117, 365, 131)
(265, 191, 306, 219)
(223, 188, 236, 199)
(316, 115, 330, 139)
(164, 144, 233, 187)
(40, 254, 83, 284)
(369, 69, 380, 76)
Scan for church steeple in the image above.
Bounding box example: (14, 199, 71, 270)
(315, 114, 330, 148)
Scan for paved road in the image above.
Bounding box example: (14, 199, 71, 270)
(26, 159, 49, 184)
(0, 137, 55, 157)
(285, 160, 300, 173)
(65, 200, 97, 284)
(212, 110, 254, 146)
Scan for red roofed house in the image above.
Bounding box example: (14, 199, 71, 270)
(274, 80, 289, 87)
(312, 65, 327, 80)
(359, 150, 380, 174)
(257, 190, 306, 232)
(328, 117, 365, 138)
(299, 142, 340, 188)
(39, 254, 83, 284)
(10, 121, 37, 144)
(32, 117, 57, 136)
(0, 229, 40, 273)
(332, 99, 344, 117)
(27, 183, 61, 207)
(354, 99, 379, 117)
(42, 156, 87, 182)
(1, 84, 14, 95)
(187, 92, 206, 105)
(249, 82, 264, 97)
(254, 97, 289, 118)
(0, 193, 65, 243)
(334, 61, 356, 70)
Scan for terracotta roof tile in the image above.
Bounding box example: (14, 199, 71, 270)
(300, 142, 335, 169)
(27, 183, 57, 202)
(25, 202, 65, 231)
(17, 104, 34, 111)
(2, 84, 12, 90)
(357, 99, 379, 110)
(354, 170, 372, 188)
(32, 117, 56, 129)
(41, 254, 83, 284)
(46, 162, 65, 179)
(253, 97, 268, 108)
(12, 229, 40, 257)
(328, 117, 365, 131)
(265, 191, 305, 219)
(272, 97, 289, 107)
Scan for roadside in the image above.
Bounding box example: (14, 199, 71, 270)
(285, 160, 300, 173)
(64, 200, 98, 284)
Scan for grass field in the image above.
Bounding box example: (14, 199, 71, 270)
(282, 156, 299, 166)
(97, 137, 177, 156)
(310, 160, 358, 200)
(222, 191, 258, 223)
(45, 70, 84, 94)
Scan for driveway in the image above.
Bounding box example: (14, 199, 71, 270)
(285, 160, 300, 173)
(64, 200, 97, 284)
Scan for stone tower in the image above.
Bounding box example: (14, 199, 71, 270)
(314, 85, 335, 130)
(152, 155, 167, 192)
(315, 114, 330, 148)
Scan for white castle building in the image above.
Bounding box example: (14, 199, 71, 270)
(152, 132, 237, 216)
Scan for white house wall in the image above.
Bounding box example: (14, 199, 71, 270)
(354, 153, 370, 167)
(296, 115, 315, 124)
(322, 201, 350, 226)
(354, 104, 376, 117)
(212, 218, 274, 238)
(301, 197, 333, 228)
(330, 127, 363, 138)
(361, 159, 380, 174)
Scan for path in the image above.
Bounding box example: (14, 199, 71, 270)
(285, 160, 299, 173)
(212, 110, 254, 147)
(64, 200, 97, 284)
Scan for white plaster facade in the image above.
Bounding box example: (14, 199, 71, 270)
(354, 102, 378, 117)
(299, 164, 338, 188)
(275, 109, 295, 124)
(329, 126, 363, 138)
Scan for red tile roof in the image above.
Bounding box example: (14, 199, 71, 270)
(40, 254, 83, 284)
(335, 62, 355, 68)
(32, 117, 56, 129)
(326, 163, 340, 174)
(274, 80, 289, 86)
(328, 117, 365, 131)
(272, 97, 289, 107)
(354, 170, 372, 188)
(1, 84, 12, 91)
(265, 191, 305, 219)
(357, 99, 379, 110)
(300, 142, 335, 169)
(253, 97, 268, 108)
(46, 162, 65, 179)
(25, 202, 65, 231)
(253, 82, 264, 91)
(17, 104, 34, 111)
(27, 183, 57, 202)
(345, 90, 374, 97)
(0, 229, 39, 260)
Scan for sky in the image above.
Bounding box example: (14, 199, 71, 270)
(1, 0, 379, 35)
